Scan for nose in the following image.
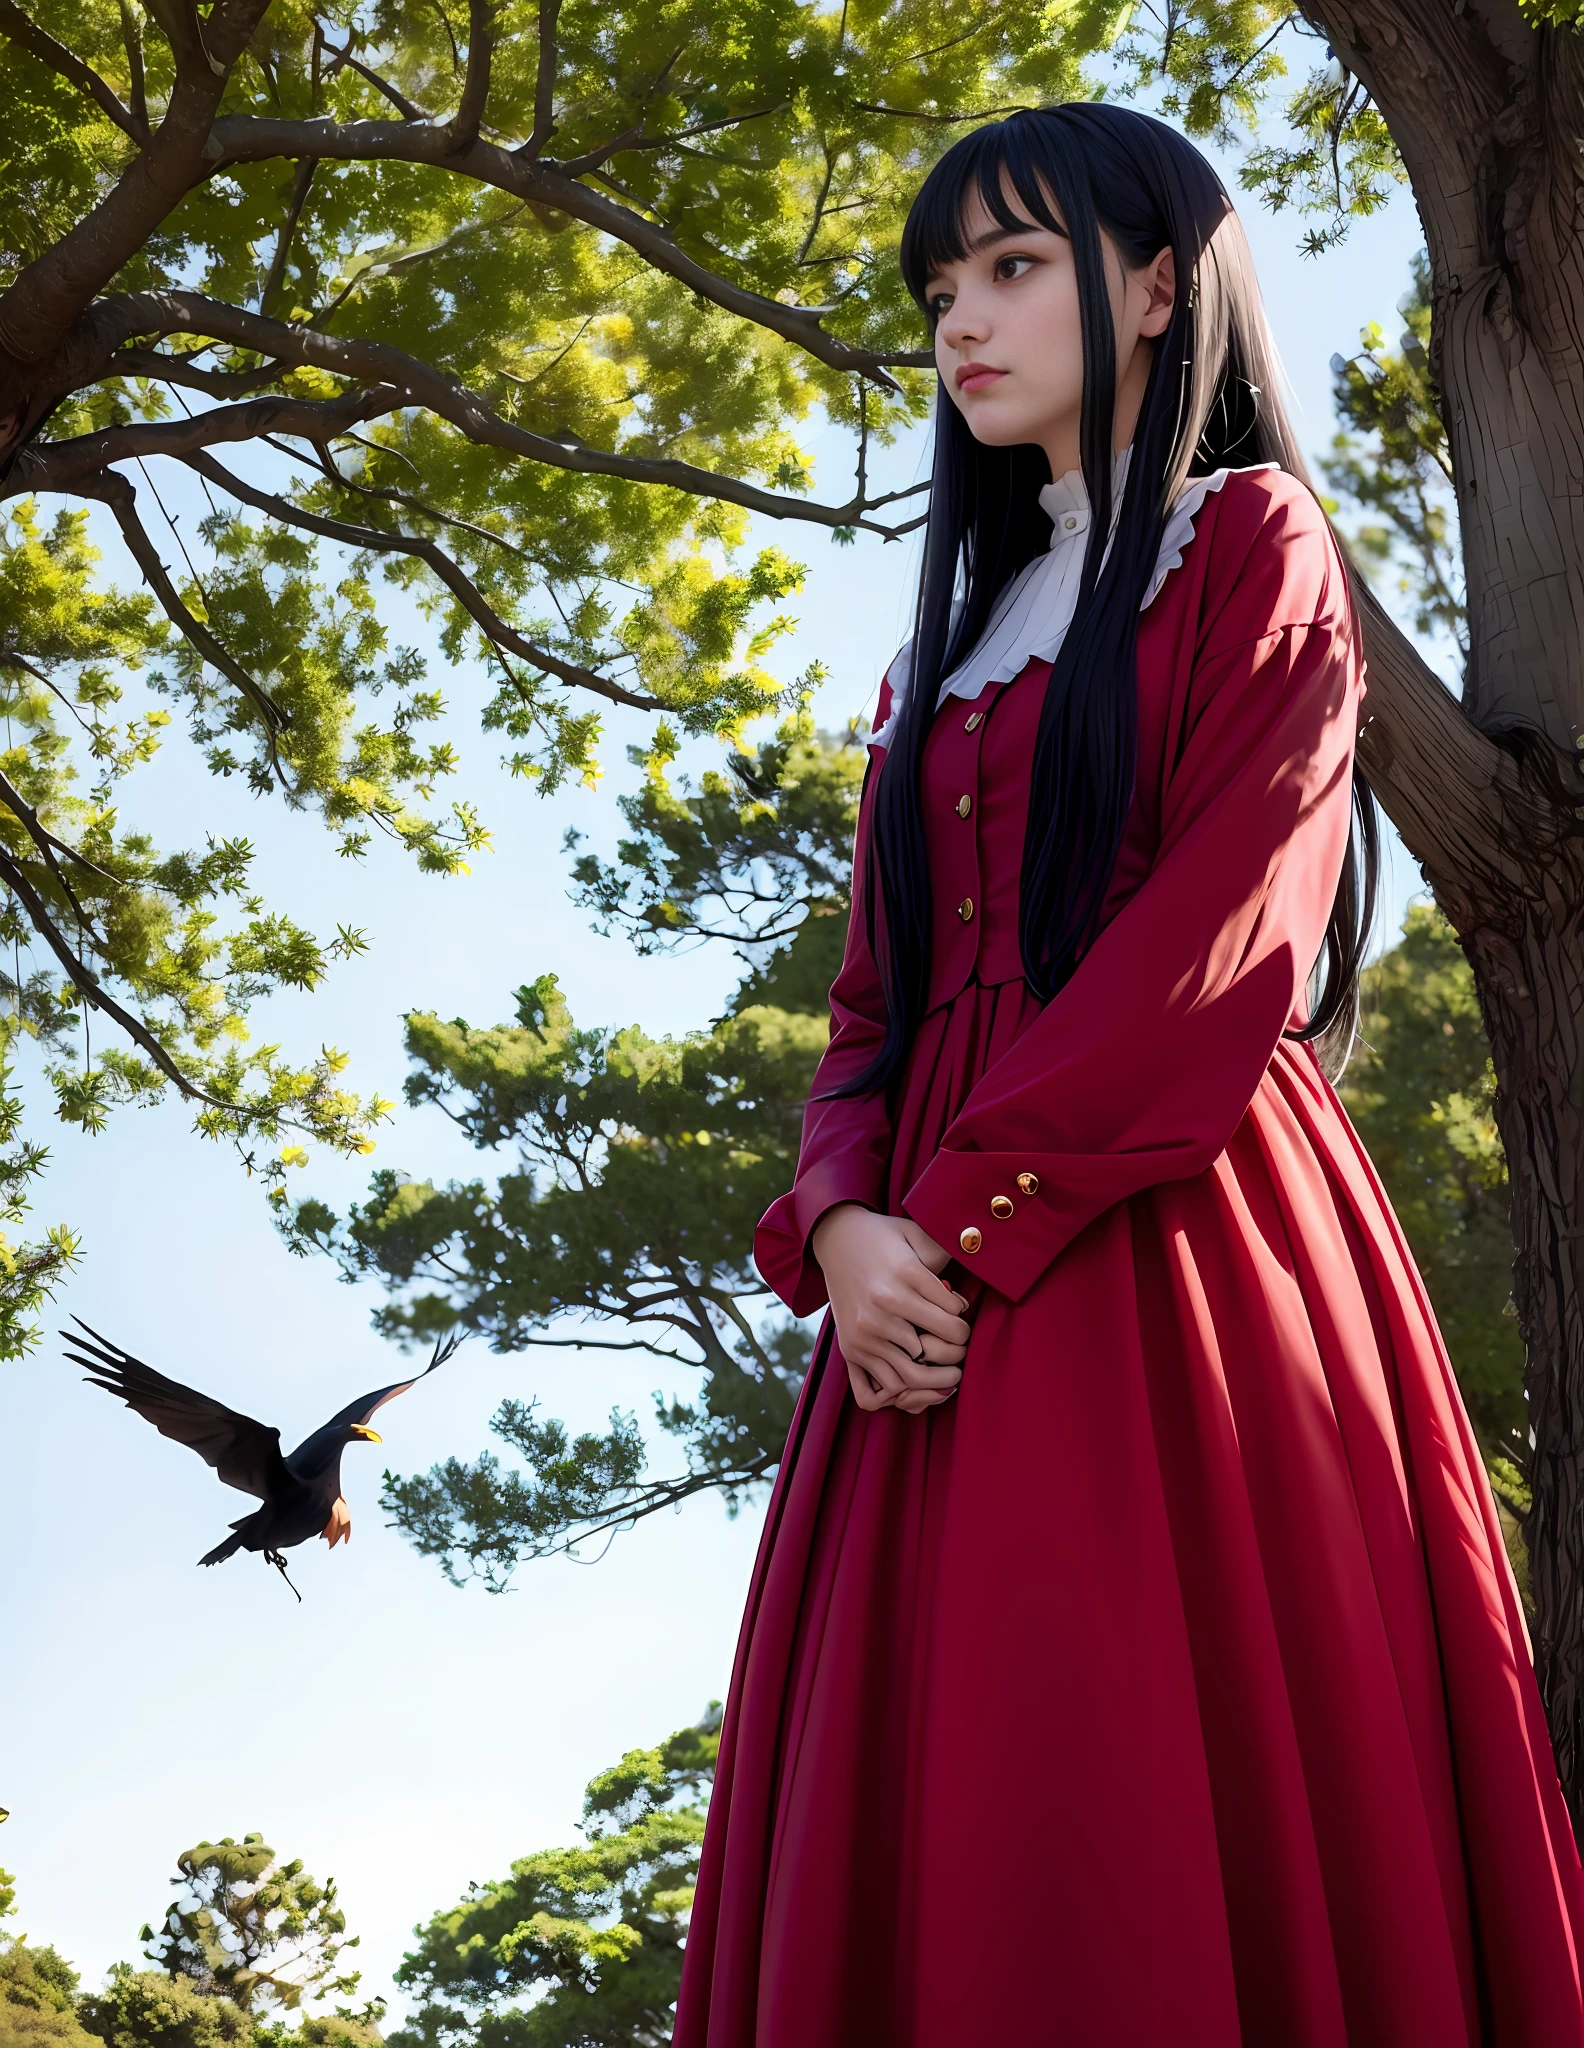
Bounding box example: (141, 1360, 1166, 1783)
(936, 291, 989, 355)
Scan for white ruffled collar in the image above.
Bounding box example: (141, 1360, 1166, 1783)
(872, 453, 1279, 747)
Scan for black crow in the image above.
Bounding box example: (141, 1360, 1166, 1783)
(62, 1320, 460, 1598)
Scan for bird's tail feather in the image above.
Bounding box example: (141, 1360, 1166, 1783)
(199, 1530, 245, 1567)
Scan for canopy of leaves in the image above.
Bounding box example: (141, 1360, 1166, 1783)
(391, 1711, 718, 2048)
(141, 1836, 362, 2017)
(0, 1945, 99, 2048)
(285, 713, 859, 1582)
(79, 1971, 256, 2048)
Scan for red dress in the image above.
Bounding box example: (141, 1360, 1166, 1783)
(673, 469, 1584, 2046)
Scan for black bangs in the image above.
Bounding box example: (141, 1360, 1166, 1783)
(898, 124, 1071, 314)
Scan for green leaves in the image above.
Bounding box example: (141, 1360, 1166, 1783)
(1339, 904, 1522, 1454)
(391, 1709, 718, 2048)
(141, 1835, 364, 2018)
(1321, 250, 1462, 650)
(1, 1941, 101, 2048)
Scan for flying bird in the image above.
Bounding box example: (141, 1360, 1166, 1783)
(62, 1320, 461, 1598)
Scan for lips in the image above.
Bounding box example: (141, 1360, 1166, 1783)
(955, 363, 1006, 393)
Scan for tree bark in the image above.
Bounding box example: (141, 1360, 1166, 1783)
(1301, 0, 1584, 1826)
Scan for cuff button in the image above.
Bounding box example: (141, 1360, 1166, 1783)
(1016, 1172, 1040, 1195)
(989, 1195, 1014, 1219)
(958, 1226, 983, 1255)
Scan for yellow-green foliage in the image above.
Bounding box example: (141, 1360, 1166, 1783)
(78, 1972, 254, 2048)
(0, 1946, 97, 2048)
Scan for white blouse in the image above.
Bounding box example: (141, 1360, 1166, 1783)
(871, 447, 1280, 746)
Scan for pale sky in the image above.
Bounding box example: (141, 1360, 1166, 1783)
(1, 118, 1431, 2012)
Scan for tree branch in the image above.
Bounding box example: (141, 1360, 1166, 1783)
(0, 0, 274, 410)
(0, 767, 116, 927)
(318, 31, 433, 121)
(41, 292, 925, 533)
(183, 449, 663, 710)
(206, 113, 920, 390)
(1348, 561, 1537, 920)
(0, 0, 147, 140)
(522, 0, 560, 155)
(73, 469, 291, 745)
(449, 0, 496, 149)
(260, 158, 317, 316)
(0, 832, 269, 1118)
(9, 380, 400, 497)
(111, 345, 286, 396)
(119, 0, 147, 130)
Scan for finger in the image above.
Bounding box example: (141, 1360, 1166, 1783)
(847, 1357, 898, 1412)
(894, 1384, 958, 1416)
(856, 1335, 961, 1392)
(895, 1292, 972, 1345)
(881, 1345, 964, 1391)
(863, 1310, 947, 1360)
(848, 1359, 897, 1409)
(915, 1330, 968, 1366)
(850, 1348, 910, 1399)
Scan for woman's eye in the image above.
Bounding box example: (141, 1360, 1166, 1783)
(994, 255, 1036, 283)
(927, 291, 954, 319)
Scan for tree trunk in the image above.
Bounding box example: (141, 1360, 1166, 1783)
(1465, 852, 1584, 1807)
(1300, 0, 1584, 1824)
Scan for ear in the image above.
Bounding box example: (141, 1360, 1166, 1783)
(1138, 245, 1176, 339)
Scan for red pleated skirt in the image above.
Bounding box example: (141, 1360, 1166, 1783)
(674, 977, 1584, 2046)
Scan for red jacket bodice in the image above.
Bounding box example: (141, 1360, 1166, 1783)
(756, 466, 1365, 1314)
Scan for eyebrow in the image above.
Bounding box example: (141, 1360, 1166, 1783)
(924, 217, 1063, 280)
(963, 220, 1044, 255)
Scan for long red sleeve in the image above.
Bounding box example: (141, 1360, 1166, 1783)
(902, 538, 1362, 1304)
(753, 688, 897, 1315)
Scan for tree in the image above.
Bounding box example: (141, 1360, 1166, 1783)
(80, 1971, 381, 2048)
(391, 1710, 718, 2048)
(80, 1970, 256, 2048)
(141, 1836, 362, 2017)
(0, 1943, 101, 2048)
(286, 710, 855, 1579)
(12, 0, 1584, 1821)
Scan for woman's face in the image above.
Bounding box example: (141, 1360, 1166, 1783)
(923, 179, 1176, 483)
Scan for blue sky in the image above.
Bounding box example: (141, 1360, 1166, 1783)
(2, 121, 1433, 2011)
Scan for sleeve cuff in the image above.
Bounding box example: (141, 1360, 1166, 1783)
(754, 1154, 888, 1317)
(902, 1148, 1140, 1304)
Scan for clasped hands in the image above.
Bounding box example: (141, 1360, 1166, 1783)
(810, 1203, 970, 1415)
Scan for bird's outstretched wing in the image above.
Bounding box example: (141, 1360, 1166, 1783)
(62, 1320, 288, 1500)
(286, 1330, 463, 1464)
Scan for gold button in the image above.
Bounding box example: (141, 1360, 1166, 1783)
(958, 897, 974, 921)
(956, 793, 972, 818)
(964, 711, 984, 732)
(959, 1227, 983, 1255)
(990, 1195, 1014, 1219)
(1017, 1172, 1040, 1195)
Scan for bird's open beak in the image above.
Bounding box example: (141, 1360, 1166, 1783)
(350, 1424, 382, 1442)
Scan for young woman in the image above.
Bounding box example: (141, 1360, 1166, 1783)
(673, 104, 1584, 2047)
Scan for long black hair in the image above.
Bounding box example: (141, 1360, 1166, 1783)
(845, 103, 1377, 1094)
